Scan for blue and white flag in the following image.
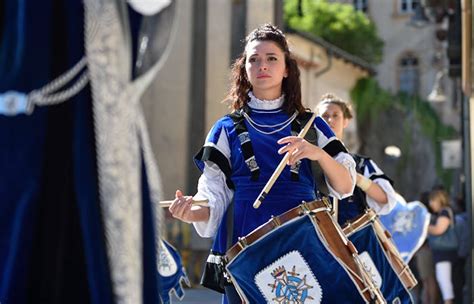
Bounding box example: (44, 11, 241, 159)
(379, 195, 430, 263)
(159, 240, 190, 303)
(226, 215, 367, 303)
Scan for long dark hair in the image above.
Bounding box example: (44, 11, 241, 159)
(226, 24, 305, 114)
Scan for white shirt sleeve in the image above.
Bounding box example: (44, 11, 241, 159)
(363, 159, 397, 215)
(192, 127, 233, 237)
(193, 163, 234, 237)
(325, 151, 356, 200)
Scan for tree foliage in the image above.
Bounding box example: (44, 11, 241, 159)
(351, 77, 457, 188)
(284, 0, 384, 64)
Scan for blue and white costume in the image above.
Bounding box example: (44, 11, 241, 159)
(337, 155, 397, 226)
(192, 92, 356, 257)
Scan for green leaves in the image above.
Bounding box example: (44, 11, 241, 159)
(351, 77, 457, 188)
(284, 0, 384, 64)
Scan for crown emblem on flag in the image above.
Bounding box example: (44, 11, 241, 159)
(267, 265, 315, 303)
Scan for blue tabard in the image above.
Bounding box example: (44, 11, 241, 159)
(195, 105, 349, 252)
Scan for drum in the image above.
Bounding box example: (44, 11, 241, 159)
(225, 199, 384, 304)
(343, 209, 417, 303)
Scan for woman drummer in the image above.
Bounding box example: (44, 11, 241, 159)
(316, 93, 397, 226)
(169, 24, 356, 303)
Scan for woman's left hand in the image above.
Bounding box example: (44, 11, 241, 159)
(277, 136, 322, 165)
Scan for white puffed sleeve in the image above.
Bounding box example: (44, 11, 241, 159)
(324, 152, 356, 200)
(363, 159, 397, 215)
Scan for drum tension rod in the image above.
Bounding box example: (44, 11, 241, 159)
(270, 215, 281, 227)
(300, 201, 312, 214)
(237, 237, 247, 249)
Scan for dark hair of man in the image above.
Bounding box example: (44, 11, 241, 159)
(226, 24, 305, 115)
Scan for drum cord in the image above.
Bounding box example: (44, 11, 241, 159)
(335, 256, 385, 303)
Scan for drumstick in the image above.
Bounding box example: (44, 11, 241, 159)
(253, 112, 318, 209)
(159, 199, 209, 208)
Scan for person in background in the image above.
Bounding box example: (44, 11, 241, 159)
(428, 188, 457, 304)
(414, 191, 440, 304)
(316, 94, 397, 225)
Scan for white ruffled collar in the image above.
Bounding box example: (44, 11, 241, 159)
(247, 91, 284, 110)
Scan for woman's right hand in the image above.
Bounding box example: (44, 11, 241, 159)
(169, 190, 195, 223)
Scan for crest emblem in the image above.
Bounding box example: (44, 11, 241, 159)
(391, 210, 416, 235)
(255, 251, 322, 303)
(269, 265, 314, 303)
(158, 240, 178, 277)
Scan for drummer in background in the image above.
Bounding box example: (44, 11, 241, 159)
(169, 24, 356, 304)
(316, 94, 397, 226)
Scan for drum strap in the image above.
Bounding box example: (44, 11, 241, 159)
(228, 107, 260, 181)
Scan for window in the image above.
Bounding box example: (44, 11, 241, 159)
(400, 0, 419, 13)
(398, 54, 419, 95)
(353, 0, 368, 12)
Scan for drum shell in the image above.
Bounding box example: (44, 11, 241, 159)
(343, 210, 418, 290)
(225, 200, 383, 303)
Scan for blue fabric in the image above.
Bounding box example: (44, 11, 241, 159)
(0, 1, 115, 302)
(159, 240, 189, 303)
(314, 116, 334, 139)
(349, 225, 412, 303)
(226, 215, 366, 303)
(202, 109, 320, 254)
(338, 194, 366, 226)
(0, 1, 160, 303)
(379, 200, 430, 263)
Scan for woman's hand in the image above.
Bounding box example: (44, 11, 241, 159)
(278, 135, 354, 195)
(277, 136, 323, 165)
(169, 190, 210, 223)
(169, 190, 194, 223)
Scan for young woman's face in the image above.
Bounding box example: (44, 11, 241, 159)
(245, 40, 288, 99)
(429, 198, 442, 212)
(318, 103, 349, 139)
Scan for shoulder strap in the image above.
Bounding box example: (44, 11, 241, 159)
(228, 107, 260, 181)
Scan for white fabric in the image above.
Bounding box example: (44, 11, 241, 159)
(193, 164, 233, 237)
(366, 179, 397, 215)
(247, 91, 284, 110)
(435, 261, 454, 300)
(325, 152, 356, 200)
(363, 159, 397, 215)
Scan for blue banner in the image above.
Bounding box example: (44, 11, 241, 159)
(379, 200, 430, 263)
(159, 240, 190, 303)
